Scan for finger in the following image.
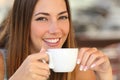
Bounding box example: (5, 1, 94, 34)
(79, 48, 97, 71)
(28, 63, 50, 79)
(31, 68, 50, 78)
(90, 55, 107, 69)
(39, 47, 49, 63)
(86, 50, 103, 68)
(31, 61, 49, 71)
(27, 48, 49, 62)
(77, 47, 89, 64)
(80, 48, 97, 71)
(31, 73, 49, 80)
(81, 48, 97, 66)
(40, 47, 47, 53)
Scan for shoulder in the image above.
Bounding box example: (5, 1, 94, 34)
(74, 65, 96, 80)
(0, 50, 5, 80)
(0, 50, 4, 68)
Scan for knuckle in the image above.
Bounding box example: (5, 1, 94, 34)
(103, 55, 108, 61)
(28, 68, 33, 73)
(27, 55, 33, 60)
(28, 65, 34, 73)
(31, 74, 36, 79)
(91, 53, 97, 58)
(80, 47, 89, 51)
(84, 51, 91, 57)
(85, 48, 97, 55)
(92, 47, 97, 51)
(101, 57, 105, 62)
(80, 61, 86, 66)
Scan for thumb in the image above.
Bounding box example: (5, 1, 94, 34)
(29, 47, 48, 61)
(38, 47, 48, 62)
(40, 47, 46, 53)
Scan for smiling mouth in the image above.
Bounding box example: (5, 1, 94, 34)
(43, 38, 61, 46)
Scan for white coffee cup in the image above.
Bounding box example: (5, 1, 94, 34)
(47, 48, 78, 72)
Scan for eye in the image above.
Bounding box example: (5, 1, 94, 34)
(58, 16, 69, 20)
(35, 17, 48, 21)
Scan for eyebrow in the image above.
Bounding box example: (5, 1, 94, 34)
(34, 11, 68, 16)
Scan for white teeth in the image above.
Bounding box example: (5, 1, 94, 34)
(44, 39, 59, 43)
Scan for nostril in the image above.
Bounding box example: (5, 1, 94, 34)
(48, 27, 60, 34)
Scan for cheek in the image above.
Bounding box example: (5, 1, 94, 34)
(31, 23, 46, 38)
(30, 24, 45, 46)
(62, 22, 70, 35)
(30, 23, 47, 50)
(31, 27, 42, 38)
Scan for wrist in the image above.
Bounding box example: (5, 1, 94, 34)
(95, 67, 113, 80)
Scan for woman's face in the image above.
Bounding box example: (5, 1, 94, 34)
(30, 0, 69, 51)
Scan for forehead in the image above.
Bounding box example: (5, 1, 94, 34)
(33, 0, 67, 14)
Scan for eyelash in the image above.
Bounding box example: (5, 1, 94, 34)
(58, 16, 69, 20)
(35, 17, 48, 21)
(35, 16, 69, 21)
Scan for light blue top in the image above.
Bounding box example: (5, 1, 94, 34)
(0, 49, 7, 80)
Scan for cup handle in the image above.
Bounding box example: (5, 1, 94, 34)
(46, 52, 54, 69)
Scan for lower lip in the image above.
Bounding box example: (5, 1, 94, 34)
(44, 40, 60, 47)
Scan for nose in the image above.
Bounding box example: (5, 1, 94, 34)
(48, 21, 61, 34)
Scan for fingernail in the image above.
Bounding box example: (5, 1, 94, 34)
(91, 64, 96, 68)
(47, 74, 50, 78)
(47, 72, 50, 78)
(77, 59, 81, 64)
(80, 65, 84, 71)
(40, 48, 45, 52)
(49, 71, 51, 75)
(41, 59, 46, 63)
(84, 66, 88, 71)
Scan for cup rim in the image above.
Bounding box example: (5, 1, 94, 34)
(47, 48, 78, 50)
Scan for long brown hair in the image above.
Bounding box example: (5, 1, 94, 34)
(6, 0, 76, 79)
(0, 11, 11, 48)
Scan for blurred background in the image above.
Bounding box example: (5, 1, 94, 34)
(69, 0, 120, 79)
(0, 0, 120, 80)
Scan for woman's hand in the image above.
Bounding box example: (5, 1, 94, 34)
(9, 48, 50, 80)
(77, 47, 113, 80)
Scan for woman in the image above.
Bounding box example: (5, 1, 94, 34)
(0, 0, 113, 80)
